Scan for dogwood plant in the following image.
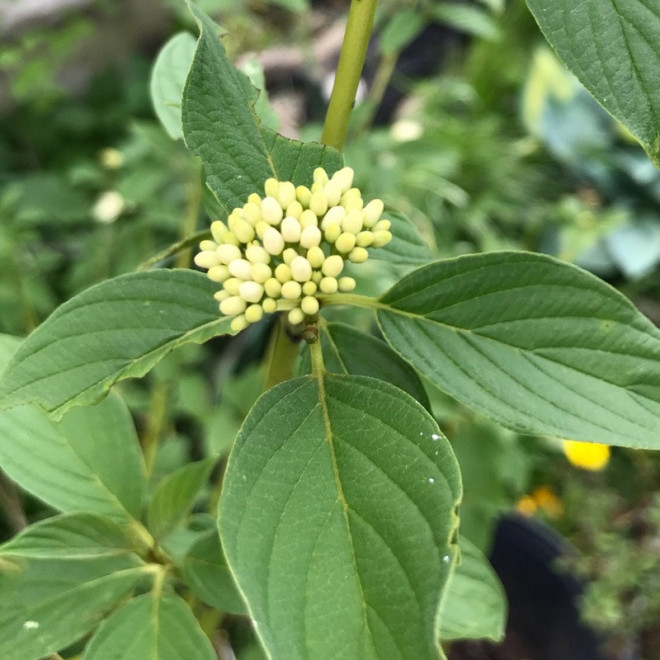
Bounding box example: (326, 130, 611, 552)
(0, 1, 659, 659)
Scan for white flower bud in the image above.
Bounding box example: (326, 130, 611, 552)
(349, 247, 369, 263)
(194, 251, 220, 269)
(332, 166, 354, 193)
(211, 221, 229, 243)
(240, 281, 264, 303)
(245, 304, 264, 324)
(324, 222, 342, 244)
(228, 258, 253, 280)
(371, 230, 392, 248)
(301, 296, 319, 316)
(243, 201, 262, 225)
(250, 263, 272, 283)
(291, 256, 312, 282)
(281, 280, 302, 300)
(306, 246, 325, 268)
(223, 231, 240, 246)
(282, 247, 298, 265)
(288, 307, 305, 325)
(341, 189, 363, 212)
(264, 277, 282, 298)
(286, 200, 303, 219)
(299, 210, 318, 229)
(265, 178, 279, 198)
(373, 219, 391, 232)
(311, 182, 323, 193)
(277, 181, 296, 209)
(313, 167, 329, 186)
(335, 232, 357, 254)
(319, 276, 338, 293)
(229, 215, 255, 243)
(296, 185, 312, 208)
(309, 190, 328, 217)
(275, 263, 292, 283)
(281, 216, 302, 243)
(199, 240, 217, 251)
(338, 276, 356, 292)
(302, 281, 317, 296)
(300, 225, 322, 248)
(208, 265, 230, 282)
(220, 296, 246, 316)
(262, 298, 278, 313)
(245, 244, 270, 264)
(230, 314, 249, 333)
(322, 254, 344, 277)
(255, 221, 270, 240)
(214, 290, 230, 302)
(363, 199, 384, 227)
(223, 278, 242, 296)
(217, 244, 242, 264)
(261, 196, 284, 225)
(321, 205, 345, 230)
(356, 231, 374, 247)
(324, 179, 342, 206)
(342, 210, 364, 234)
(263, 227, 285, 255)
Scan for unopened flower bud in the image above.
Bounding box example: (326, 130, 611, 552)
(282, 247, 298, 265)
(262, 298, 278, 313)
(243, 202, 262, 225)
(313, 167, 329, 186)
(230, 314, 249, 333)
(261, 196, 283, 225)
(332, 166, 354, 193)
(299, 210, 318, 229)
(306, 246, 325, 268)
(281, 216, 302, 243)
(342, 210, 363, 235)
(214, 290, 230, 302)
(250, 263, 272, 283)
(281, 280, 302, 300)
(324, 222, 341, 244)
(356, 231, 374, 247)
(288, 307, 305, 325)
(296, 185, 311, 207)
(324, 180, 342, 206)
(245, 244, 270, 264)
(302, 281, 317, 296)
(322, 254, 344, 277)
(240, 281, 264, 303)
(217, 244, 242, 264)
(274, 263, 292, 283)
(208, 265, 230, 282)
(223, 278, 242, 296)
(321, 206, 345, 230)
(349, 247, 369, 263)
(373, 219, 391, 232)
(245, 304, 264, 324)
(228, 258, 252, 280)
(263, 227, 285, 255)
(194, 251, 220, 269)
(286, 200, 303, 219)
(277, 181, 296, 209)
(319, 276, 338, 293)
(264, 277, 282, 298)
(335, 232, 356, 254)
(338, 277, 356, 292)
(309, 190, 328, 217)
(264, 178, 279, 198)
(301, 296, 320, 316)
(291, 256, 312, 282)
(371, 230, 392, 248)
(220, 296, 247, 316)
(300, 225, 322, 248)
(229, 216, 255, 243)
(363, 199, 384, 227)
(199, 240, 217, 252)
(211, 221, 229, 243)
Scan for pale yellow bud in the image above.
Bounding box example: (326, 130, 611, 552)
(230, 314, 249, 333)
(342, 210, 364, 234)
(319, 276, 338, 293)
(228, 258, 252, 280)
(349, 247, 369, 263)
(321, 206, 345, 230)
(281, 280, 302, 300)
(338, 277, 356, 292)
(194, 251, 220, 269)
(324, 180, 342, 206)
(220, 296, 246, 316)
(306, 246, 325, 269)
(291, 256, 312, 282)
(335, 232, 357, 254)
(243, 201, 262, 225)
(275, 263, 292, 283)
(313, 167, 329, 186)
(245, 304, 264, 324)
(322, 254, 344, 277)
(356, 231, 374, 247)
(282, 247, 298, 265)
(229, 216, 255, 243)
(281, 216, 302, 243)
(264, 278, 282, 298)
(299, 209, 319, 229)
(208, 265, 230, 282)
(286, 200, 303, 219)
(214, 290, 230, 302)
(217, 244, 242, 264)
(262, 298, 278, 314)
(301, 296, 319, 316)
(332, 166, 354, 193)
(248, 193, 262, 205)
(261, 196, 284, 225)
(371, 230, 392, 248)
(245, 244, 270, 264)
(309, 190, 328, 217)
(277, 181, 296, 209)
(255, 221, 270, 240)
(296, 185, 312, 207)
(312, 271, 323, 283)
(199, 240, 217, 251)
(324, 222, 342, 244)
(264, 178, 279, 198)
(300, 225, 322, 248)
(302, 281, 317, 296)
(223, 278, 242, 296)
(223, 231, 240, 246)
(211, 221, 229, 243)
(373, 219, 391, 232)
(311, 182, 323, 193)
(240, 281, 264, 303)
(363, 199, 384, 227)
(250, 263, 272, 283)
(263, 227, 285, 255)
(288, 307, 305, 325)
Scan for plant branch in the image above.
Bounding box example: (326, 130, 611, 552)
(321, 0, 378, 150)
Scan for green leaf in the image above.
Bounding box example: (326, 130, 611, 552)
(181, 5, 342, 212)
(438, 535, 506, 642)
(526, 0, 660, 167)
(220, 374, 461, 660)
(0, 513, 147, 660)
(300, 322, 431, 410)
(377, 251, 660, 448)
(380, 10, 427, 55)
(180, 530, 247, 614)
(0, 269, 232, 417)
(370, 209, 434, 266)
(147, 458, 216, 540)
(150, 32, 197, 140)
(430, 4, 500, 40)
(82, 591, 216, 660)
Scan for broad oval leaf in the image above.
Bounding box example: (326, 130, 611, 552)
(82, 592, 216, 660)
(526, 0, 660, 167)
(0, 513, 147, 660)
(378, 251, 660, 448)
(438, 535, 506, 642)
(0, 269, 232, 417)
(150, 32, 197, 140)
(219, 374, 461, 660)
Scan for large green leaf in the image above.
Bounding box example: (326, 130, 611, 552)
(526, 0, 660, 167)
(181, 5, 342, 213)
(377, 251, 660, 448)
(0, 513, 147, 660)
(371, 209, 434, 266)
(82, 591, 216, 660)
(438, 535, 506, 642)
(150, 32, 197, 140)
(220, 374, 461, 660)
(0, 269, 232, 417)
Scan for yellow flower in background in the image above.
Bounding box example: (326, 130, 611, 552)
(516, 485, 563, 518)
(562, 440, 611, 471)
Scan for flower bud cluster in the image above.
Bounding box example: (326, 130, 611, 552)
(194, 166, 392, 332)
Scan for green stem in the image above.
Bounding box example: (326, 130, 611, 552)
(175, 164, 203, 269)
(319, 292, 383, 310)
(263, 314, 302, 391)
(321, 0, 379, 150)
(142, 381, 170, 479)
(309, 338, 325, 378)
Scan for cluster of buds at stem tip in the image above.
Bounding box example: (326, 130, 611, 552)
(194, 166, 392, 333)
